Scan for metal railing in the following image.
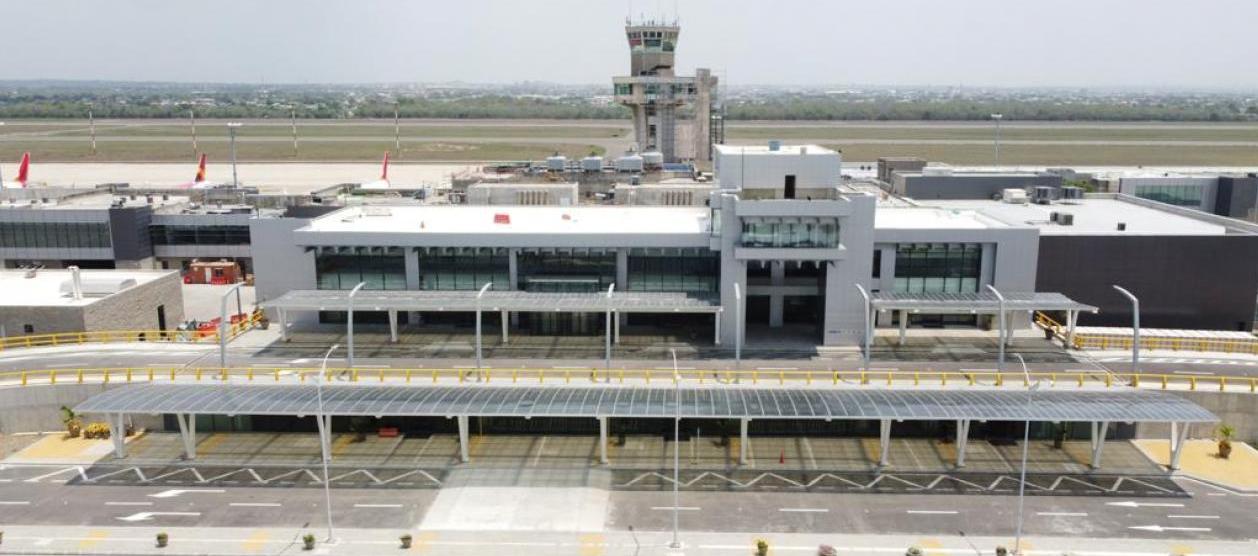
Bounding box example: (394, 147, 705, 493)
(1, 366, 1255, 394)
(1034, 311, 1258, 354)
(0, 313, 263, 352)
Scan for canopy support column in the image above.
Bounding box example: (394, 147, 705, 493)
(176, 414, 197, 460)
(1066, 309, 1079, 349)
(387, 310, 398, 343)
(457, 415, 470, 463)
(598, 417, 609, 464)
(501, 310, 509, 343)
(278, 308, 288, 342)
(1090, 421, 1109, 469)
(108, 413, 127, 459)
(955, 419, 971, 468)
(739, 418, 749, 465)
(898, 311, 908, 346)
(614, 311, 620, 344)
(714, 312, 721, 345)
(879, 419, 892, 467)
(1170, 422, 1190, 471)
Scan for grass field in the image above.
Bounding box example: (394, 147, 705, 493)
(3, 118, 1258, 166)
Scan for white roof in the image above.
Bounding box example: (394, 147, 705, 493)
(304, 205, 713, 235)
(926, 198, 1227, 236)
(715, 144, 835, 156)
(0, 269, 174, 307)
(875, 207, 998, 230)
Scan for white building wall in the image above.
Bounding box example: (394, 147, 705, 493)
(714, 145, 841, 191)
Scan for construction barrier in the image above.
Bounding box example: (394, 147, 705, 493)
(0, 312, 264, 352)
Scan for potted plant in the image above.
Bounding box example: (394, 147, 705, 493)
(156, 532, 168, 548)
(906, 547, 924, 556)
(400, 533, 413, 549)
(995, 547, 1008, 556)
(302, 533, 316, 550)
(1217, 424, 1236, 459)
(817, 545, 837, 556)
(61, 406, 82, 438)
(755, 538, 770, 556)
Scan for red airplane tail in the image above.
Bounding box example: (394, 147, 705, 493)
(381, 152, 390, 181)
(194, 154, 208, 183)
(16, 152, 30, 186)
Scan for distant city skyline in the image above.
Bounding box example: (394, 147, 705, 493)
(6, 0, 1258, 89)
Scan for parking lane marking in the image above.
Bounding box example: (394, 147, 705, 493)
(779, 508, 829, 513)
(1037, 512, 1088, 517)
(906, 510, 959, 515)
(353, 503, 404, 508)
(651, 506, 701, 511)
(1167, 514, 1220, 519)
(229, 502, 282, 508)
(105, 502, 153, 507)
(0, 500, 31, 505)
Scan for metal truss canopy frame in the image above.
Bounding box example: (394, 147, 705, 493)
(870, 291, 1098, 315)
(262, 289, 722, 314)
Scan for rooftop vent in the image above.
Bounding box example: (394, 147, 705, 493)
(1117, 222, 1127, 231)
(768, 140, 782, 152)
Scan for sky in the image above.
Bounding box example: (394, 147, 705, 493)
(6, 0, 1258, 89)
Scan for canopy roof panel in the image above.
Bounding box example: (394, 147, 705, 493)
(871, 291, 1097, 314)
(263, 290, 722, 314)
(76, 384, 1215, 423)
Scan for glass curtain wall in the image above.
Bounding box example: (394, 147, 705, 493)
(150, 225, 250, 245)
(518, 252, 615, 293)
(417, 251, 508, 291)
(0, 222, 111, 248)
(627, 250, 719, 294)
(739, 219, 839, 248)
(1135, 184, 1204, 207)
(893, 243, 982, 294)
(315, 253, 406, 291)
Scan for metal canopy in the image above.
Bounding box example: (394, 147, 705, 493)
(75, 384, 1216, 423)
(871, 292, 1097, 314)
(263, 290, 722, 314)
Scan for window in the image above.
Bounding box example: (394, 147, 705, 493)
(417, 251, 508, 291)
(315, 253, 406, 291)
(1134, 184, 1204, 207)
(149, 225, 250, 246)
(0, 221, 110, 249)
(739, 219, 840, 248)
(518, 252, 615, 292)
(614, 83, 633, 95)
(893, 243, 982, 294)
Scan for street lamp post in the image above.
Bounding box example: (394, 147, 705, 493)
(226, 122, 243, 187)
(985, 284, 1006, 371)
(315, 344, 339, 543)
(218, 283, 244, 369)
(1012, 353, 1039, 556)
(475, 282, 493, 378)
(345, 282, 367, 367)
(855, 283, 872, 371)
(1112, 285, 1140, 375)
(669, 348, 682, 550)
(991, 113, 1004, 166)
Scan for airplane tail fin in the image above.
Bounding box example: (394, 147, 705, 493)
(381, 152, 390, 181)
(16, 152, 30, 186)
(194, 153, 207, 183)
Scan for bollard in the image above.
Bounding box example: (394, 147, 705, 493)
(50, 370, 57, 385)
(1190, 377, 1197, 391)
(275, 369, 281, 382)
(432, 370, 438, 384)
(20, 372, 27, 386)
(406, 369, 413, 383)
(1219, 377, 1226, 391)
(126, 368, 133, 382)
(379, 369, 385, 383)
(149, 369, 155, 382)
(78, 369, 84, 384)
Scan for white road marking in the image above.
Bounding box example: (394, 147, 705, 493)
(148, 489, 226, 499)
(779, 507, 828, 513)
(229, 502, 282, 507)
(651, 506, 701, 511)
(0, 501, 31, 505)
(353, 503, 404, 508)
(1167, 514, 1220, 519)
(1128, 524, 1211, 533)
(105, 502, 153, 506)
(1106, 501, 1184, 508)
(1037, 512, 1088, 517)
(906, 510, 959, 515)
(117, 511, 202, 522)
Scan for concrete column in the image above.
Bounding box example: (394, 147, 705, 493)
(1090, 421, 1109, 469)
(1066, 310, 1079, 349)
(714, 312, 721, 345)
(768, 261, 785, 328)
(457, 415, 470, 463)
(501, 310, 509, 343)
(176, 414, 197, 460)
(109, 414, 127, 459)
(598, 417, 609, 464)
(739, 418, 749, 465)
(898, 310, 908, 346)
(387, 310, 398, 343)
(404, 249, 420, 290)
(278, 308, 288, 342)
(1169, 422, 1190, 471)
(878, 419, 892, 467)
(955, 419, 971, 468)
(508, 249, 520, 327)
(314, 415, 332, 463)
(616, 249, 629, 327)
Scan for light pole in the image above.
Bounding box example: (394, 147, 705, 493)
(1012, 353, 1040, 556)
(669, 347, 682, 550)
(315, 344, 339, 544)
(855, 283, 872, 371)
(291, 107, 299, 157)
(991, 113, 1004, 166)
(218, 282, 244, 369)
(1112, 285, 1140, 375)
(475, 282, 493, 378)
(985, 284, 1006, 371)
(226, 121, 243, 187)
(345, 282, 367, 367)
(605, 283, 615, 377)
(732, 282, 742, 366)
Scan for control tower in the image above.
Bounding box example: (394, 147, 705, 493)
(613, 19, 720, 163)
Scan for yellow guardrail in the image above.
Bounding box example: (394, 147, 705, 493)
(0, 312, 263, 352)
(1, 366, 1256, 394)
(1034, 311, 1258, 354)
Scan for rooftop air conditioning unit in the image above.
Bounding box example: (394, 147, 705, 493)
(1060, 186, 1084, 201)
(1031, 186, 1054, 205)
(1001, 188, 1028, 204)
(1058, 213, 1074, 226)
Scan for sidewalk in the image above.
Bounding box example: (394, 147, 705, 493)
(0, 525, 1252, 555)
